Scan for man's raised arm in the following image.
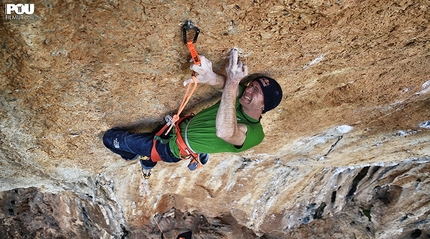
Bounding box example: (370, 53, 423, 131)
(215, 49, 248, 146)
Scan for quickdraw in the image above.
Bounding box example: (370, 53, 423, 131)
(183, 19, 201, 66)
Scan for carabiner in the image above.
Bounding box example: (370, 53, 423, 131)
(182, 20, 201, 65)
(182, 20, 200, 45)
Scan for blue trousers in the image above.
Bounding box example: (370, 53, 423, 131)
(102, 128, 181, 169)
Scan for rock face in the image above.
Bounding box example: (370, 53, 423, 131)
(1, 0, 429, 238)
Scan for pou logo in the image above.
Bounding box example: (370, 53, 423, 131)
(5, 4, 34, 15)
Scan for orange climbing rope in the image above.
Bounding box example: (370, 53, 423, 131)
(165, 75, 198, 135)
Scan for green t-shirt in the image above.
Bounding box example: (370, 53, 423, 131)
(169, 85, 265, 158)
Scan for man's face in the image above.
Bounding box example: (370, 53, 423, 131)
(239, 80, 265, 112)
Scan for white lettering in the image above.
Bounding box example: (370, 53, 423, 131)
(5, 4, 14, 14)
(5, 14, 36, 20)
(5, 4, 34, 15)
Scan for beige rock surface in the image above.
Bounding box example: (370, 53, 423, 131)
(1, 0, 429, 238)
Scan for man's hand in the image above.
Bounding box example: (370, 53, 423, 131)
(183, 55, 226, 90)
(225, 49, 248, 84)
(183, 55, 217, 86)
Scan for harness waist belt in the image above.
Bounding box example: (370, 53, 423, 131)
(150, 115, 197, 162)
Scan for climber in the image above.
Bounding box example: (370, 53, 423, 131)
(103, 48, 283, 178)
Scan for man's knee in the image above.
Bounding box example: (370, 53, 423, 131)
(103, 128, 121, 149)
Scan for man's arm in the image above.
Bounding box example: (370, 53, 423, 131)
(215, 49, 248, 146)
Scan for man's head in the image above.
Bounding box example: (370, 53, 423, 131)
(254, 76, 283, 113)
(239, 75, 283, 116)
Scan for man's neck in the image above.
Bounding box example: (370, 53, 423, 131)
(242, 106, 262, 120)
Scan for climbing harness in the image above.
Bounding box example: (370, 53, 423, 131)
(149, 20, 203, 170)
(150, 115, 198, 161)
